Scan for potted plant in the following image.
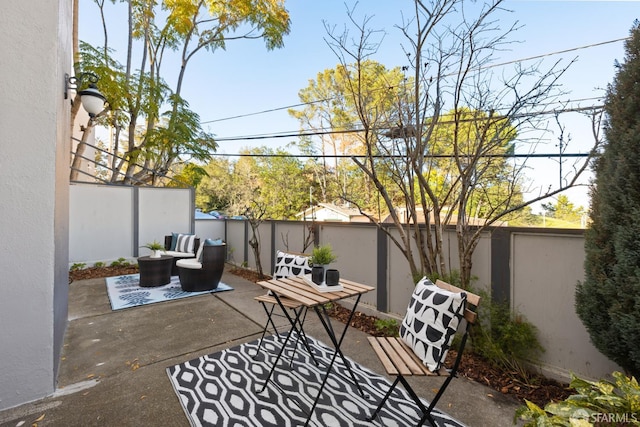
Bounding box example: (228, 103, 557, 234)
(310, 244, 337, 285)
(310, 244, 337, 266)
(142, 240, 165, 258)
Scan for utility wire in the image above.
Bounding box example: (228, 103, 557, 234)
(202, 152, 591, 159)
(477, 37, 629, 70)
(214, 104, 603, 142)
(200, 99, 332, 124)
(201, 37, 626, 127)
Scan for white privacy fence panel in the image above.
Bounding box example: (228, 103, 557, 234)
(69, 184, 194, 265)
(69, 184, 134, 264)
(138, 187, 194, 256)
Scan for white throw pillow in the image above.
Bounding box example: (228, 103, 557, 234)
(399, 277, 467, 372)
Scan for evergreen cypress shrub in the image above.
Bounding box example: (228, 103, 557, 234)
(576, 21, 640, 378)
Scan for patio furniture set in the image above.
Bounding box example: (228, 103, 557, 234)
(138, 233, 225, 292)
(252, 250, 481, 427)
(140, 237, 480, 425)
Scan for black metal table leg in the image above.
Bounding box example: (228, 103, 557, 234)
(303, 295, 365, 427)
(255, 293, 303, 393)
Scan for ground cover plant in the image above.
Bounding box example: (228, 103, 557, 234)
(516, 371, 640, 426)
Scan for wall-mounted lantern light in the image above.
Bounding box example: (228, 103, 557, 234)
(65, 72, 106, 118)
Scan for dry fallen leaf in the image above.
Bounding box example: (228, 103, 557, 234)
(126, 359, 140, 371)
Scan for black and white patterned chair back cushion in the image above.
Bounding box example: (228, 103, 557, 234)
(274, 251, 311, 279)
(399, 277, 467, 372)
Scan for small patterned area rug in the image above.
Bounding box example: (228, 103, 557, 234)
(166, 334, 465, 427)
(105, 274, 233, 311)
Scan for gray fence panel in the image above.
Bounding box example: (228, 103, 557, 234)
(195, 220, 226, 242)
(225, 220, 247, 266)
(511, 232, 620, 380)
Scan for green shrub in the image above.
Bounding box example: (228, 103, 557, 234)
(93, 261, 105, 268)
(110, 257, 131, 267)
(576, 22, 640, 378)
(515, 371, 640, 426)
(374, 318, 399, 336)
(472, 292, 544, 384)
(70, 263, 86, 271)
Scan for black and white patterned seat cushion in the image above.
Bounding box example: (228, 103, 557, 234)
(274, 251, 311, 279)
(399, 277, 467, 372)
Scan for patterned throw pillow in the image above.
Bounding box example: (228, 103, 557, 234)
(175, 233, 196, 254)
(274, 251, 311, 279)
(399, 277, 467, 372)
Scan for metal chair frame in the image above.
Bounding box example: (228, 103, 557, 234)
(367, 280, 481, 427)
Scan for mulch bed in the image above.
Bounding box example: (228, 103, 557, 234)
(70, 264, 574, 408)
(70, 265, 139, 282)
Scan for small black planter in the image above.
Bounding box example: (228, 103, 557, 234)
(326, 269, 340, 286)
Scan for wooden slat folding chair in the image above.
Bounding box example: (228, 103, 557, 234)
(253, 251, 315, 362)
(367, 279, 481, 427)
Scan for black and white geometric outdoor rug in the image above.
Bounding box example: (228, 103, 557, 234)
(166, 334, 465, 427)
(105, 274, 233, 311)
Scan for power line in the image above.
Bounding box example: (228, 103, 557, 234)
(479, 37, 629, 70)
(200, 99, 332, 124)
(201, 152, 591, 159)
(213, 104, 604, 142)
(201, 37, 626, 126)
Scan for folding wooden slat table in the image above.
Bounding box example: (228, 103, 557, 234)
(255, 276, 375, 427)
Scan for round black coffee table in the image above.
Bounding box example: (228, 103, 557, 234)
(138, 255, 173, 287)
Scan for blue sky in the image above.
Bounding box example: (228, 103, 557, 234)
(79, 0, 639, 210)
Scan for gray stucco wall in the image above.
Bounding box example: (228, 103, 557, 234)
(0, 0, 71, 410)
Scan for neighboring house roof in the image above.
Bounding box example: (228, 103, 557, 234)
(382, 207, 507, 226)
(296, 203, 372, 222)
(195, 209, 217, 220)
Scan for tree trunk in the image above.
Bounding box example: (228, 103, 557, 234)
(70, 120, 94, 181)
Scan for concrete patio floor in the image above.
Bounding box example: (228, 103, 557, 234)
(0, 271, 523, 426)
